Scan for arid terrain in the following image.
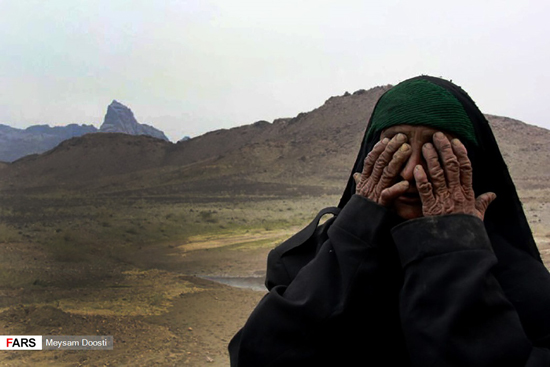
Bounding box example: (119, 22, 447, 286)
(0, 87, 549, 366)
(0, 192, 336, 366)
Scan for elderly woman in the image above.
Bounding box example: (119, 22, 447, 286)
(229, 76, 550, 366)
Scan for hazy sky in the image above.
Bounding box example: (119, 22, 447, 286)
(1, 0, 549, 141)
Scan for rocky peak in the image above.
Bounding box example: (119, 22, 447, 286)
(99, 100, 169, 141)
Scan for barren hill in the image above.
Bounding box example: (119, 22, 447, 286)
(3, 134, 171, 191)
(0, 100, 169, 163)
(1, 86, 549, 198)
(0, 86, 548, 367)
(487, 115, 550, 190)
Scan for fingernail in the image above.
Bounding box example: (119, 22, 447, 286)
(451, 138, 461, 146)
(423, 142, 433, 149)
(382, 138, 389, 144)
(434, 132, 445, 139)
(399, 144, 410, 151)
(396, 133, 406, 142)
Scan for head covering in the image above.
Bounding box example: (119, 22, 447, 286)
(366, 78, 477, 145)
(338, 75, 541, 262)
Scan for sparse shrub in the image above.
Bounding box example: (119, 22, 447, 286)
(0, 224, 22, 243)
(199, 211, 218, 223)
(47, 232, 88, 263)
(126, 228, 138, 235)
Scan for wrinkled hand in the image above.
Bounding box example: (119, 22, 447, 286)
(353, 133, 412, 206)
(413, 132, 496, 221)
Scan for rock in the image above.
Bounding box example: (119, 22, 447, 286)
(99, 100, 169, 141)
(252, 120, 270, 128)
(0, 100, 170, 162)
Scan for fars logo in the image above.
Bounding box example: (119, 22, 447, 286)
(0, 336, 42, 350)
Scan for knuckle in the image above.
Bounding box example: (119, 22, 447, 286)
(380, 187, 391, 197)
(425, 204, 442, 216)
(374, 159, 386, 172)
(452, 191, 466, 202)
(427, 155, 440, 166)
(433, 183, 447, 194)
(364, 154, 376, 166)
(439, 141, 453, 152)
(364, 182, 375, 195)
(460, 161, 472, 172)
(382, 164, 396, 178)
(430, 168, 445, 182)
(379, 190, 390, 203)
(442, 199, 454, 212)
(418, 182, 432, 193)
(393, 148, 410, 161)
(444, 156, 459, 169)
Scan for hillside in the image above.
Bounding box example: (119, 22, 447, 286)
(487, 115, 550, 189)
(0, 86, 549, 367)
(1, 86, 549, 198)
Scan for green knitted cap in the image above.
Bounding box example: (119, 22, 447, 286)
(366, 78, 477, 145)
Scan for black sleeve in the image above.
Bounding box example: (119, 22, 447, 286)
(228, 195, 398, 367)
(491, 233, 550, 349)
(392, 214, 550, 367)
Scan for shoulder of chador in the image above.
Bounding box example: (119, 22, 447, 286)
(265, 207, 341, 290)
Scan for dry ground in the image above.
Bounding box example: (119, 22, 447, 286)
(0, 194, 335, 367)
(0, 192, 548, 367)
(0, 234, 274, 367)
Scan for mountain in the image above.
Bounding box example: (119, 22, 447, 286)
(99, 100, 169, 141)
(0, 101, 169, 162)
(0, 86, 549, 198)
(0, 124, 97, 162)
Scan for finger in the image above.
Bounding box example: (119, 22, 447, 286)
(451, 139, 473, 196)
(369, 133, 407, 186)
(414, 165, 438, 213)
(353, 172, 362, 185)
(375, 143, 412, 195)
(422, 142, 447, 195)
(379, 181, 409, 207)
(362, 138, 389, 180)
(475, 192, 497, 220)
(433, 132, 460, 189)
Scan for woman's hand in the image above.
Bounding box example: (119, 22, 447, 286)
(413, 132, 496, 221)
(353, 133, 412, 207)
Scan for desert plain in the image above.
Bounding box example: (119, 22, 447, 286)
(0, 87, 549, 366)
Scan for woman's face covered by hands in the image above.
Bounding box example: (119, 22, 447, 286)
(353, 124, 496, 221)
